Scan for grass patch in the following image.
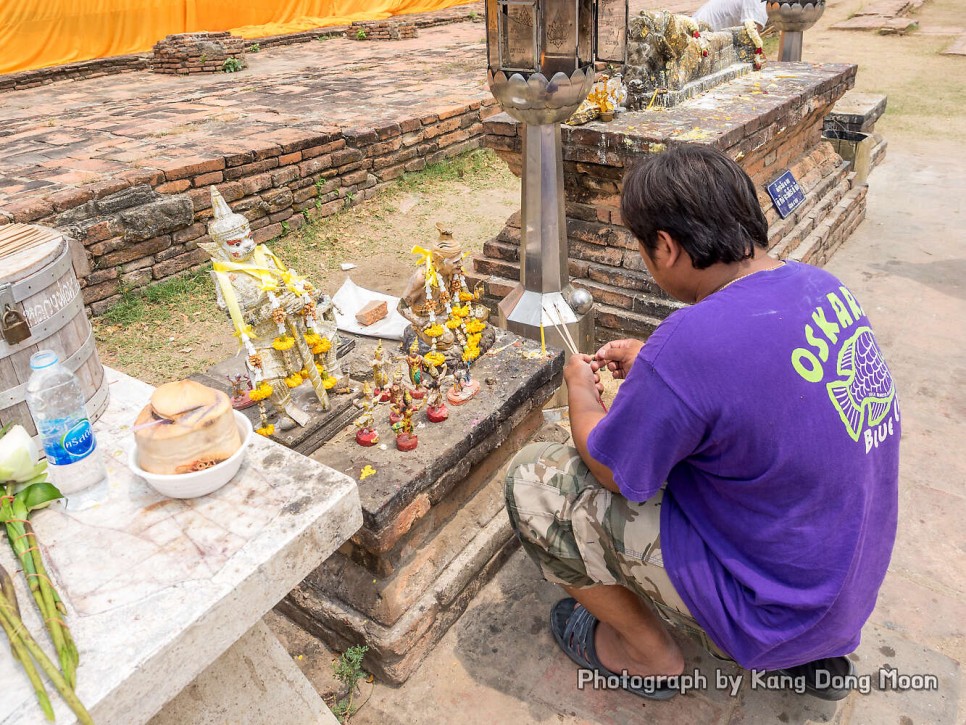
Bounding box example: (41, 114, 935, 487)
(98, 269, 214, 326)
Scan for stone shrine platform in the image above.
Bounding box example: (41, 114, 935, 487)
(0, 368, 362, 724)
(474, 62, 867, 344)
(279, 328, 564, 683)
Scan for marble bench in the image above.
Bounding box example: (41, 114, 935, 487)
(0, 368, 362, 724)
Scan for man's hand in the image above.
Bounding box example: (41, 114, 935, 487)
(593, 339, 644, 380)
(564, 353, 603, 397)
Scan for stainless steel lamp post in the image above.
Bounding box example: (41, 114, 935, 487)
(484, 0, 626, 354)
(765, 1, 827, 62)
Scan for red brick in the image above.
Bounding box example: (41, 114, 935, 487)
(89, 178, 133, 199)
(437, 105, 469, 120)
(156, 179, 191, 194)
(48, 187, 94, 212)
(253, 222, 283, 244)
(223, 158, 279, 181)
(193, 171, 224, 187)
(152, 248, 210, 279)
(82, 279, 120, 304)
(4, 197, 53, 223)
(278, 151, 302, 166)
(159, 156, 225, 181)
(301, 140, 345, 160)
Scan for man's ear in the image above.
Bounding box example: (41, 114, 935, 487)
(654, 230, 682, 268)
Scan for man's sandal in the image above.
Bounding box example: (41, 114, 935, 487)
(775, 656, 856, 701)
(549, 598, 679, 701)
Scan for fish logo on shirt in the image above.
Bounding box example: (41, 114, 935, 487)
(826, 327, 896, 442)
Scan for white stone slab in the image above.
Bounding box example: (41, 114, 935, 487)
(0, 367, 362, 725)
(149, 619, 339, 725)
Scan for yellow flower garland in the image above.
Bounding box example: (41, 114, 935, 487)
(256, 424, 275, 437)
(423, 351, 446, 367)
(452, 305, 470, 318)
(303, 333, 322, 347)
(445, 318, 461, 329)
(249, 381, 273, 402)
(316, 337, 332, 353)
(323, 376, 338, 390)
(465, 319, 485, 334)
(423, 324, 445, 338)
(284, 372, 303, 388)
(273, 335, 295, 351)
(459, 291, 475, 302)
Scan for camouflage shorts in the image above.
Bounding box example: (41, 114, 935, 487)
(505, 441, 730, 660)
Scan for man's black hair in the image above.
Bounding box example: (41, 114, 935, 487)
(620, 143, 769, 269)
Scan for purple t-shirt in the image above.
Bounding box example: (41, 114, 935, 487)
(587, 261, 899, 670)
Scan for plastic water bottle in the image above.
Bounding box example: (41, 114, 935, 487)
(25, 349, 107, 496)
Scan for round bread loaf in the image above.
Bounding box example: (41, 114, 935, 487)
(135, 380, 242, 475)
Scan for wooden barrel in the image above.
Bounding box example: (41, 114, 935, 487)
(0, 225, 109, 436)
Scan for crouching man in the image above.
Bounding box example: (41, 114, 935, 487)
(505, 144, 899, 701)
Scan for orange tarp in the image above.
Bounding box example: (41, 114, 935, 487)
(0, 0, 475, 75)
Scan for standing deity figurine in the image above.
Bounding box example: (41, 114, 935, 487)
(405, 340, 427, 399)
(372, 340, 391, 402)
(391, 401, 421, 452)
(398, 222, 494, 364)
(353, 383, 380, 447)
(202, 187, 340, 436)
(423, 350, 449, 423)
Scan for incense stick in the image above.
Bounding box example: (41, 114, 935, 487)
(552, 301, 581, 356)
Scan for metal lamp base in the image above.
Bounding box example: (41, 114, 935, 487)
(498, 288, 595, 354)
(499, 288, 595, 408)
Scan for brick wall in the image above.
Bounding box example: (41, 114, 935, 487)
(0, 100, 498, 315)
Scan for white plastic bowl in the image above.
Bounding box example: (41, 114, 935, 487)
(128, 410, 253, 499)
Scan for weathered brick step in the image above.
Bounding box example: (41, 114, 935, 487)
(767, 156, 849, 248)
(771, 170, 852, 260)
(595, 303, 666, 342)
(790, 183, 868, 266)
(574, 277, 686, 321)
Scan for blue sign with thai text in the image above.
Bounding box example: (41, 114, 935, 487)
(767, 170, 806, 219)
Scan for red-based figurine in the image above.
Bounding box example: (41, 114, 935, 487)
(392, 405, 420, 451)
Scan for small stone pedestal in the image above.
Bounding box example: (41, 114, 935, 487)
(277, 329, 563, 684)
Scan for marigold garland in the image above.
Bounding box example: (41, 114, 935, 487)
(284, 372, 303, 388)
(323, 376, 338, 390)
(273, 335, 295, 351)
(316, 337, 332, 353)
(303, 333, 322, 347)
(459, 291, 475, 302)
(423, 351, 446, 367)
(249, 381, 273, 402)
(256, 424, 275, 437)
(445, 318, 462, 329)
(462, 347, 480, 363)
(465, 319, 485, 334)
(423, 324, 445, 338)
(452, 305, 470, 318)
(299, 368, 310, 380)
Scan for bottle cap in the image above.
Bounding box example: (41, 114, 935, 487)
(29, 350, 59, 370)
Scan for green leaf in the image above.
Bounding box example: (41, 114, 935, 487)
(15, 483, 64, 513)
